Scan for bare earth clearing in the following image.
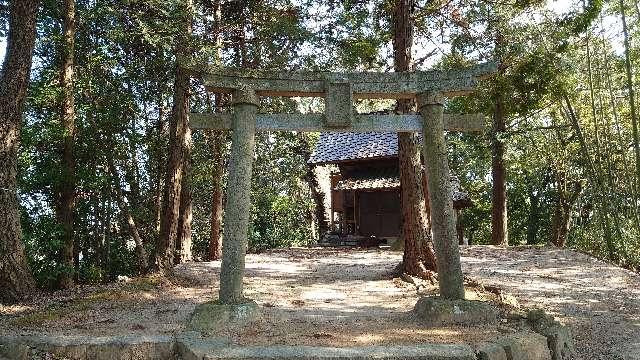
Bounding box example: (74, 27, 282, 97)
(460, 246, 640, 359)
(1, 246, 639, 359)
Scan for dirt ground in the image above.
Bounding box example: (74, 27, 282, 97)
(0, 248, 506, 348)
(1, 246, 639, 358)
(175, 248, 504, 347)
(460, 246, 640, 359)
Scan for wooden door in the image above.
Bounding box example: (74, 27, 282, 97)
(358, 191, 400, 238)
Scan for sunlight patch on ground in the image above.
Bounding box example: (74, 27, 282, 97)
(0, 304, 36, 316)
(353, 334, 384, 344)
(301, 288, 347, 301)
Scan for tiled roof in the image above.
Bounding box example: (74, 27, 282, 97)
(308, 132, 398, 164)
(334, 167, 400, 190)
(310, 132, 472, 208)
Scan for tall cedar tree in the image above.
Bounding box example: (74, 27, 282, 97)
(393, 0, 438, 275)
(0, 0, 39, 303)
(489, 19, 508, 247)
(490, 82, 508, 246)
(206, 0, 225, 261)
(176, 140, 193, 264)
(156, 0, 194, 271)
(58, 0, 78, 287)
(207, 128, 225, 260)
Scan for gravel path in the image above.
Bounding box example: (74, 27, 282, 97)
(460, 246, 640, 360)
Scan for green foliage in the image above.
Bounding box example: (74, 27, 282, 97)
(248, 131, 316, 251)
(560, 0, 604, 34)
(21, 212, 65, 289)
(249, 193, 314, 251)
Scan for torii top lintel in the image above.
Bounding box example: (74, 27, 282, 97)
(201, 62, 497, 100)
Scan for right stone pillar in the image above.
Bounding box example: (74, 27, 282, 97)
(218, 89, 258, 304)
(417, 91, 465, 300)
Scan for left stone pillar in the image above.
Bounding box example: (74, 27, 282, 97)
(219, 89, 258, 304)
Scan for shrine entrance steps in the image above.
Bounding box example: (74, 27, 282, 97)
(0, 329, 566, 360)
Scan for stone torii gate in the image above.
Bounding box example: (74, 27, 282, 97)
(192, 63, 495, 304)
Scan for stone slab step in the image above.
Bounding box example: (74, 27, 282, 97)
(0, 334, 174, 360)
(0, 331, 562, 360)
(194, 344, 476, 360)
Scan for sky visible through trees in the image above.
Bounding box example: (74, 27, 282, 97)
(0, 2, 624, 67)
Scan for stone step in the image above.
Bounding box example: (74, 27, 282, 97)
(0, 331, 560, 360)
(1, 334, 474, 360)
(0, 334, 174, 360)
(183, 344, 476, 360)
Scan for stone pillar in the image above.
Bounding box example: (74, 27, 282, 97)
(219, 89, 258, 304)
(417, 91, 465, 300)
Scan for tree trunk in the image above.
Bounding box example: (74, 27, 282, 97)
(176, 145, 193, 264)
(156, 66, 189, 272)
(490, 90, 508, 246)
(305, 166, 329, 238)
(98, 190, 110, 282)
(205, 96, 225, 261)
(107, 157, 149, 273)
(174, 6, 195, 264)
(206, 2, 225, 261)
(57, 0, 77, 288)
(526, 184, 539, 244)
(154, 102, 166, 235)
(393, 0, 437, 275)
(156, 0, 193, 272)
(0, 0, 39, 304)
(104, 204, 114, 282)
(550, 170, 581, 247)
(399, 135, 437, 274)
(550, 194, 570, 247)
(208, 132, 225, 260)
(550, 189, 572, 248)
(125, 116, 142, 208)
(490, 28, 509, 247)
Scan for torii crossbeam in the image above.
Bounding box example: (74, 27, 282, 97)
(192, 63, 496, 304)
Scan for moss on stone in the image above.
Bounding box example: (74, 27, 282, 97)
(187, 300, 260, 333)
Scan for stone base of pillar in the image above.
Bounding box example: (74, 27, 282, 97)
(413, 296, 497, 327)
(187, 300, 260, 333)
